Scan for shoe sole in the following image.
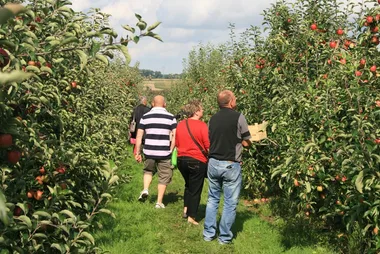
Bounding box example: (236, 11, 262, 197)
(138, 193, 148, 202)
(203, 236, 216, 242)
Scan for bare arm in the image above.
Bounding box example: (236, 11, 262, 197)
(170, 129, 176, 152)
(134, 129, 144, 162)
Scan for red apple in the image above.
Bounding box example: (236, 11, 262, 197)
(34, 190, 43, 200)
(371, 36, 379, 45)
(336, 29, 344, 35)
(35, 175, 44, 185)
(7, 150, 21, 164)
(13, 206, 22, 216)
(355, 71, 362, 77)
(366, 16, 374, 24)
(329, 41, 337, 49)
(310, 23, 317, 30)
(56, 166, 66, 174)
(39, 166, 46, 174)
(27, 190, 34, 199)
(0, 134, 12, 147)
(370, 65, 377, 72)
(0, 48, 10, 68)
(71, 82, 77, 88)
(340, 58, 346, 64)
(360, 59, 366, 66)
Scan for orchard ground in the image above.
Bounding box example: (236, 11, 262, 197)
(93, 151, 340, 254)
(142, 78, 179, 90)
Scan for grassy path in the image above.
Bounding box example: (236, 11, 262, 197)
(94, 156, 336, 254)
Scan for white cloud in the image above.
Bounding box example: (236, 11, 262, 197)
(70, 0, 365, 74)
(69, 0, 91, 11)
(69, 0, 275, 73)
(102, 2, 135, 21)
(157, 0, 273, 29)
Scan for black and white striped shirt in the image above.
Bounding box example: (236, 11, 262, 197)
(138, 107, 177, 160)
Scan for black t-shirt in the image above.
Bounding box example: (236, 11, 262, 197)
(130, 104, 150, 138)
(208, 108, 251, 162)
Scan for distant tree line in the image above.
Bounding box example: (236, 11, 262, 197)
(139, 69, 182, 79)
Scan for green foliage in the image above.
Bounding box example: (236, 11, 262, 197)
(166, 43, 228, 120)
(166, 0, 380, 252)
(0, 0, 159, 252)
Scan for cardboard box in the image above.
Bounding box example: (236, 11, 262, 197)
(248, 121, 268, 142)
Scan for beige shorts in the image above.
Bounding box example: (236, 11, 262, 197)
(143, 159, 172, 185)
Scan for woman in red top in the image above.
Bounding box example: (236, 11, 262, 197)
(175, 100, 210, 225)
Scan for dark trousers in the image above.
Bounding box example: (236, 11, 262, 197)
(178, 156, 207, 218)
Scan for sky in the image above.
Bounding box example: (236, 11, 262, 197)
(69, 0, 362, 74)
(68, 0, 278, 74)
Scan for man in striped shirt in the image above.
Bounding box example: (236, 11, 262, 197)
(134, 95, 177, 208)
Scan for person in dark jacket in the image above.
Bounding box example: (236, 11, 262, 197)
(130, 96, 150, 154)
(203, 90, 252, 244)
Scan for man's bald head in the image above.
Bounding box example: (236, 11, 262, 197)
(217, 90, 236, 109)
(153, 95, 166, 107)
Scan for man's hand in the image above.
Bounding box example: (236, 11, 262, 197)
(242, 139, 252, 148)
(135, 154, 142, 163)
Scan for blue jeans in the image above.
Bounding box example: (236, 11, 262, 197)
(203, 158, 242, 243)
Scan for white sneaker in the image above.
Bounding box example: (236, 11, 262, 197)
(138, 190, 149, 202)
(155, 203, 165, 209)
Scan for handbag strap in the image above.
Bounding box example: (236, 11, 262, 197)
(185, 119, 207, 158)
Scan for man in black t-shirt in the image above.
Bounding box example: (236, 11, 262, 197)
(203, 90, 251, 245)
(129, 96, 150, 154)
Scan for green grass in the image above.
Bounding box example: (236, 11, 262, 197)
(93, 155, 337, 254)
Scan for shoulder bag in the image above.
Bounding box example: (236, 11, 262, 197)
(129, 113, 136, 132)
